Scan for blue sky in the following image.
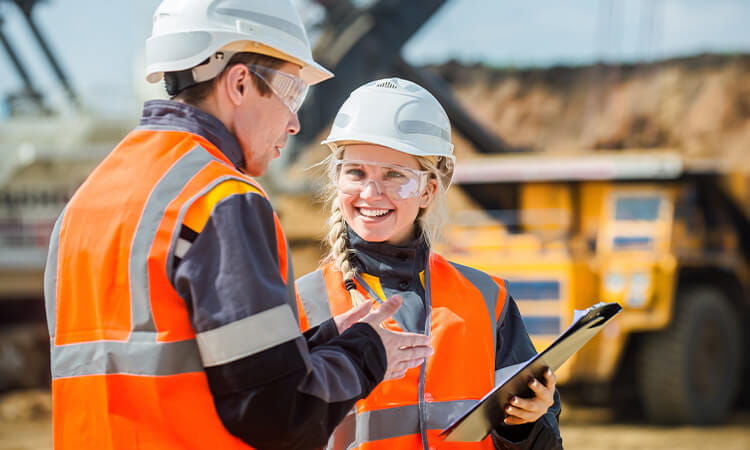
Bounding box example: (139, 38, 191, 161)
(0, 0, 748, 116)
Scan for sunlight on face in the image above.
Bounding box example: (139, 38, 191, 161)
(338, 144, 436, 244)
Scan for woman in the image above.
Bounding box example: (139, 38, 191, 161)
(296, 78, 562, 449)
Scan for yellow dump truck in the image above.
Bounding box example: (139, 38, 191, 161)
(438, 151, 748, 425)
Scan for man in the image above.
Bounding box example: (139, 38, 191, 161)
(43, 1, 431, 449)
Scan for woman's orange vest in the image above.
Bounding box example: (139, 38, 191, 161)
(296, 254, 508, 449)
(45, 129, 291, 449)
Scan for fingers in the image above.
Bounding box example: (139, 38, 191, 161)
(395, 342, 433, 360)
(393, 330, 431, 349)
(334, 301, 372, 334)
(365, 294, 402, 324)
(383, 355, 430, 381)
(528, 375, 551, 401)
(504, 400, 545, 424)
(503, 411, 532, 425)
(347, 301, 373, 322)
(543, 368, 557, 389)
(503, 369, 557, 425)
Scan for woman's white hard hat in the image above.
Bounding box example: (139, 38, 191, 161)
(145, 0, 332, 86)
(323, 78, 455, 183)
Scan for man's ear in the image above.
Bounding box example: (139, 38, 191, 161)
(222, 64, 249, 106)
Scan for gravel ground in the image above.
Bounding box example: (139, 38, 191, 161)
(1, 391, 748, 449)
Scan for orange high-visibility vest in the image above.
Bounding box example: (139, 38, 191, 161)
(296, 254, 508, 449)
(45, 129, 291, 449)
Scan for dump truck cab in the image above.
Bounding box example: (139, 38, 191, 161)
(439, 151, 748, 424)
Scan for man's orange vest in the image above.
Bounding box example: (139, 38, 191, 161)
(296, 254, 508, 449)
(45, 129, 291, 449)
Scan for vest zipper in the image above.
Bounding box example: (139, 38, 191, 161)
(418, 260, 433, 450)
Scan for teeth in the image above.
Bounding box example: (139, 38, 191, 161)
(359, 208, 390, 217)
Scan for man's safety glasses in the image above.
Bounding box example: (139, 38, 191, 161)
(246, 64, 309, 113)
(331, 160, 429, 200)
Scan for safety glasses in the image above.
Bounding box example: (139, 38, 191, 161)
(246, 64, 309, 113)
(331, 160, 429, 200)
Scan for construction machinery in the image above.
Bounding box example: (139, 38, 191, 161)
(1, 0, 746, 426)
(0, 0, 134, 390)
(437, 151, 749, 425)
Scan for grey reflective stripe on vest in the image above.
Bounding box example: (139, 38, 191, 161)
(130, 147, 214, 335)
(330, 400, 477, 447)
(214, 8, 308, 44)
(44, 206, 66, 337)
(296, 270, 333, 328)
(196, 304, 301, 367)
(51, 335, 203, 379)
(50, 146, 218, 380)
(449, 262, 500, 351)
(285, 250, 298, 320)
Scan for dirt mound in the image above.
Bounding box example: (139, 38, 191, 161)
(0, 389, 51, 422)
(430, 54, 750, 166)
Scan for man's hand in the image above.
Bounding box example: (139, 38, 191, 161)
(359, 295, 433, 380)
(503, 369, 557, 425)
(333, 301, 372, 335)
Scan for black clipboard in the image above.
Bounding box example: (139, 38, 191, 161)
(440, 302, 622, 442)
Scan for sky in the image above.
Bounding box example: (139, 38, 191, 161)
(0, 0, 748, 117)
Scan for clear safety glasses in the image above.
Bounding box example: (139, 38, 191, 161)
(331, 160, 430, 200)
(246, 64, 309, 113)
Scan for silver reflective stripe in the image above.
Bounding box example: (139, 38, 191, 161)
(130, 147, 214, 335)
(215, 8, 307, 44)
(285, 242, 298, 320)
(498, 282, 511, 325)
(398, 120, 451, 142)
(296, 270, 332, 327)
(354, 400, 477, 444)
(44, 207, 66, 337)
(196, 304, 301, 367)
(52, 336, 203, 379)
(449, 262, 499, 350)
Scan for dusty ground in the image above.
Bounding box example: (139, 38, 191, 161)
(1, 390, 747, 449)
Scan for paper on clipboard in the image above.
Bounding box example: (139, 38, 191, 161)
(440, 302, 622, 442)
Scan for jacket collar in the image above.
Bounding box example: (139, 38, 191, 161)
(347, 227, 429, 280)
(139, 100, 245, 169)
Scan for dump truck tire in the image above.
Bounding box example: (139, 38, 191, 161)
(636, 286, 742, 425)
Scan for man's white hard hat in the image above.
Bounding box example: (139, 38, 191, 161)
(145, 0, 332, 86)
(323, 78, 455, 183)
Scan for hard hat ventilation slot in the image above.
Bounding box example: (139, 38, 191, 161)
(375, 80, 399, 89)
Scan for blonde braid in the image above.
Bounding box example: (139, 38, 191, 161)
(324, 172, 369, 306)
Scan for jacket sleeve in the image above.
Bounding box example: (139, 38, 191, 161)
(491, 296, 563, 450)
(172, 190, 386, 450)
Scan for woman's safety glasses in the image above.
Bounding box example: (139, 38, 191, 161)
(331, 160, 429, 200)
(246, 64, 309, 113)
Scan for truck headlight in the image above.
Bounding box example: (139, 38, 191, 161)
(604, 272, 626, 294)
(627, 271, 651, 307)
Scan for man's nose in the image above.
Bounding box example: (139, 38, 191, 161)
(287, 111, 300, 135)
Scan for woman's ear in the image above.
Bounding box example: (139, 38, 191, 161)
(419, 178, 438, 208)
